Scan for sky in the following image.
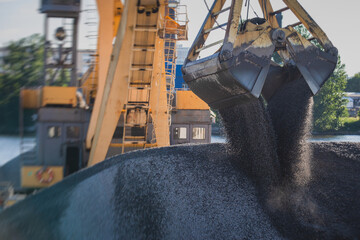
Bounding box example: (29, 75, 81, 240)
(0, 0, 359, 77)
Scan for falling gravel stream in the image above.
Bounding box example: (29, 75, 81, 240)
(219, 75, 360, 239)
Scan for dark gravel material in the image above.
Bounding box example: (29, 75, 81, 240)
(0, 144, 283, 240)
(0, 155, 21, 191)
(217, 75, 360, 239)
(0, 76, 359, 239)
(267, 76, 313, 186)
(219, 99, 281, 191)
(0, 142, 358, 239)
(112, 144, 282, 239)
(309, 142, 360, 238)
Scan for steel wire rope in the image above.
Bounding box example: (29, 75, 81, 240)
(249, 2, 259, 17)
(203, 0, 226, 31)
(245, 0, 250, 21)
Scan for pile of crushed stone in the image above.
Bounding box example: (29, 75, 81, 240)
(218, 75, 360, 239)
(0, 142, 358, 239)
(0, 75, 359, 239)
(0, 144, 283, 239)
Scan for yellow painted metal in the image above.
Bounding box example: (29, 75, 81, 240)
(234, 20, 272, 48)
(161, 15, 187, 40)
(80, 60, 98, 105)
(4, 200, 16, 208)
(3, 195, 26, 208)
(149, 11, 170, 147)
(87, 0, 136, 166)
(85, 0, 122, 149)
(42, 86, 77, 107)
(260, 0, 334, 50)
(116, 1, 171, 153)
(224, 0, 243, 46)
(128, 89, 149, 103)
(282, 0, 333, 50)
(187, 0, 226, 61)
(258, 0, 279, 28)
(113, 0, 123, 37)
(109, 143, 157, 148)
(86, 0, 188, 163)
(165, 16, 180, 29)
(21, 88, 41, 109)
(81, 1, 123, 105)
(21, 166, 63, 188)
(176, 91, 210, 110)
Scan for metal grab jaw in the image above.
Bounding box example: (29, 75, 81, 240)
(182, 0, 338, 109)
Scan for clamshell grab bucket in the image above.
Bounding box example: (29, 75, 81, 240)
(182, 0, 338, 110)
(182, 19, 276, 109)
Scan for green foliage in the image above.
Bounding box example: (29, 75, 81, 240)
(295, 25, 311, 39)
(271, 52, 283, 65)
(0, 34, 44, 134)
(313, 57, 349, 131)
(293, 25, 349, 132)
(346, 72, 360, 92)
(339, 117, 360, 132)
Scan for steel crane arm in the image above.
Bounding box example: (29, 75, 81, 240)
(182, 0, 338, 110)
(87, 0, 134, 166)
(87, 0, 170, 166)
(260, 0, 335, 52)
(186, 0, 227, 62)
(85, 0, 123, 150)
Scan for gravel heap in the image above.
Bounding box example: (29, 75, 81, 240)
(0, 75, 359, 239)
(219, 75, 360, 239)
(0, 144, 283, 239)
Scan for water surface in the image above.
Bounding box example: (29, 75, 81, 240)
(211, 135, 360, 144)
(310, 135, 360, 142)
(0, 136, 35, 166)
(1, 135, 359, 166)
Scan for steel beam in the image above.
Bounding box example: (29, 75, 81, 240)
(87, 0, 136, 166)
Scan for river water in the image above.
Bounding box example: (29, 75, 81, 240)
(210, 135, 360, 143)
(0, 136, 36, 166)
(1, 135, 360, 166)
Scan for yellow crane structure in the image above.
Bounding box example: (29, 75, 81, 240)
(83, 0, 189, 166)
(87, 0, 165, 166)
(1, 0, 338, 209)
(15, 0, 201, 190)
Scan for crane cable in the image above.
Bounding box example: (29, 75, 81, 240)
(203, 0, 226, 31)
(245, 0, 250, 21)
(203, 0, 260, 29)
(249, 2, 259, 18)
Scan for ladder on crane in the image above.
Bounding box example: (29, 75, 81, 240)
(119, 5, 159, 153)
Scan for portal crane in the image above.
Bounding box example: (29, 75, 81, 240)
(12, 0, 206, 192)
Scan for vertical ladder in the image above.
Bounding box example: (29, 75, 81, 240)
(164, 37, 177, 126)
(120, 8, 159, 153)
(150, 2, 189, 140)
